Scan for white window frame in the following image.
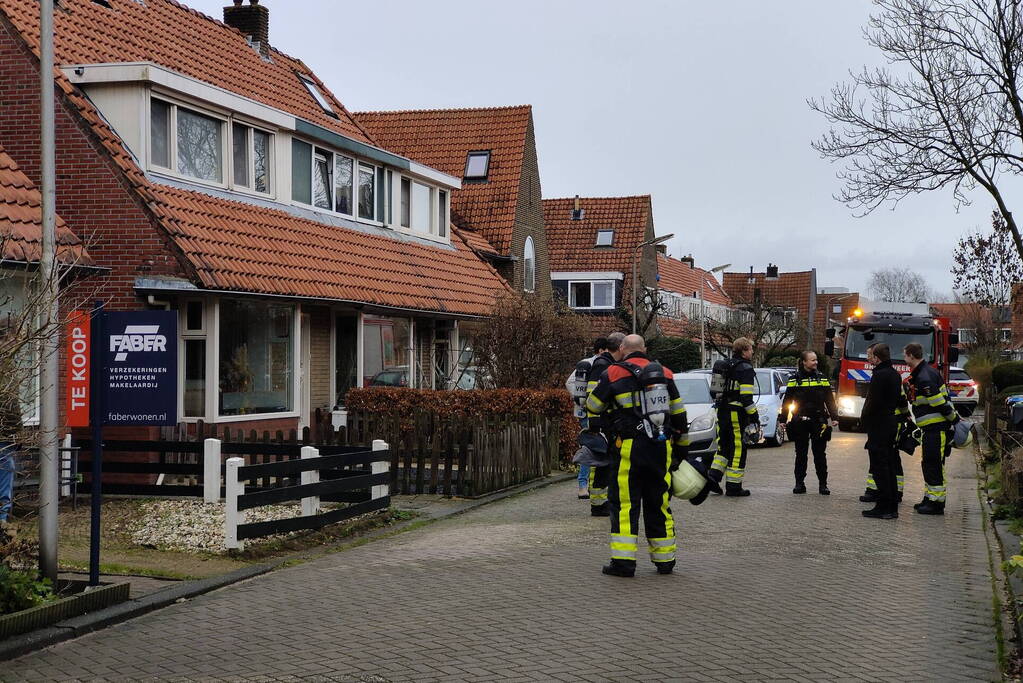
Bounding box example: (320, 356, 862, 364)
(312, 148, 333, 211)
(333, 152, 356, 217)
(569, 280, 615, 310)
(230, 121, 275, 198)
(958, 327, 977, 344)
(148, 94, 229, 188)
(178, 297, 214, 422)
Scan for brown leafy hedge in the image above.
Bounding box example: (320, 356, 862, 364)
(346, 387, 576, 463)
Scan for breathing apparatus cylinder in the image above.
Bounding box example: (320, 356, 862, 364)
(637, 362, 671, 441)
(572, 359, 591, 420)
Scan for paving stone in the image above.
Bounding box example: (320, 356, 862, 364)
(0, 431, 1000, 681)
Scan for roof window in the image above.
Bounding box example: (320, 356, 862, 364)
(595, 230, 614, 247)
(464, 151, 490, 180)
(299, 74, 336, 117)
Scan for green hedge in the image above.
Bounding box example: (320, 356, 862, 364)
(992, 362, 1023, 392)
(647, 336, 701, 372)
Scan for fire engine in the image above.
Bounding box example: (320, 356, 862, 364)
(824, 308, 959, 431)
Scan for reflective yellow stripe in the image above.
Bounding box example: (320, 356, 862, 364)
(745, 404, 758, 415)
(617, 439, 633, 535)
(585, 394, 605, 413)
(664, 441, 675, 538)
(730, 413, 743, 469)
(916, 414, 946, 427)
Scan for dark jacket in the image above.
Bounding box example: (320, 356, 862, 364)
(720, 355, 759, 421)
(860, 360, 908, 445)
(585, 351, 688, 444)
(907, 361, 957, 432)
(584, 351, 616, 431)
(785, 367, 838, 422)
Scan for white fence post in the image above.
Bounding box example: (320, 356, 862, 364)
(300, 445, 320, 516)
(60, 434, 72, 498)
(224, 457, 245, 550)
(371, 439, 390, 501)
(203, 438, 221, 503)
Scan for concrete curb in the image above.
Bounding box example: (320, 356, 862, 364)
(0, 471, 575, 661)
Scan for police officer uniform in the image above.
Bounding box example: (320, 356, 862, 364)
(784, 367, 838, 495)
(908, 360, 958, 515)
(585, 351, 688, 577)
(710, 354, 759, 496)
(584, 350, 617, 516)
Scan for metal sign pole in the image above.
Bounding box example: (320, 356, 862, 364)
(89, 302, 104, 587)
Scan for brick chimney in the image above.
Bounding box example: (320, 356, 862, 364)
(224, 0, 269, 51)
(679, 253, 695, 268)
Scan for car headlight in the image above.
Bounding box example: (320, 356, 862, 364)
(690, 414, 714, 431)
(759, 414, 770, 425)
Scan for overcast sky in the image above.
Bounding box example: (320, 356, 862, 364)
(190, 0, 995, 298)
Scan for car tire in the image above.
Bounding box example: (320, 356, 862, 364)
(766, 422, 787, 447)
(838, 418, 857, 432)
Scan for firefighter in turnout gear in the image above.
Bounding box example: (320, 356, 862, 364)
(583, 332, 625, 515)
(585, 334, 689, 577)
(904, 342, 959, 515)
(860, 398, 908, 503)
(784, 350, 839, 495)
(859, 343, 909, 519)
(709, 337, 760, 496)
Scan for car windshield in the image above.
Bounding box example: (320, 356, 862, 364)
(754, 370, 776, 396)
(675, 377, 712, 404)
(844, 329, 934, 361)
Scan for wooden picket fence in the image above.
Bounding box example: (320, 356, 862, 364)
(154, 408, 559, 498)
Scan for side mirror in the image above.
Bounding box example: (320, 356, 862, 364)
(825, 327, 836, 340)
(824, 340, 835, 358)
(949, 347, 960, 364)
(949, 333, 960, 346)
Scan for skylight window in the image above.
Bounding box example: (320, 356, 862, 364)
(299, 74, 335, 115)
(595, 230, 614, 247)
(464, 151, 490, 179)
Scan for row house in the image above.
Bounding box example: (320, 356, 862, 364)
(655, 253, 737, 363)
(815, 287, 861, 340)
(722, 267, 819, 348)
(930, 302, 1012, 363)
(0, 0, 509, 432)
(542, 195, 657, 336)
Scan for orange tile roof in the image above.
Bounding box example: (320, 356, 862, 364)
(0, 2, 505, 316)
(543, 196, 652, 273)
(355, 106, 532, 256)
(722, 270, 816, 320)
(148, 184, 509, 315)
(656, 254, 732, 307)
(0, 0, 375, 144)
(0, 142, 92, 265)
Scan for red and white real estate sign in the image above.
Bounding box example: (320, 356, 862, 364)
(66, 311, 90, 427)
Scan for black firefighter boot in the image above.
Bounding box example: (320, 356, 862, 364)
(725, 482, 751, 497)
(862, 501, 898, 520)
(916, 499, 945, 515)
(793, 480, 807, 494)
(655, 560, 676, 575)
(708, 468, 724, 495)
(818, 480, 830, 495)
(859, 488, 879, 503)
(590, 502, 610, 517)
(602, 560, 635, 578)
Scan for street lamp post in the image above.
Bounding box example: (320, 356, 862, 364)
(632, 233, 674, 334)
(699, 263, 731, 368)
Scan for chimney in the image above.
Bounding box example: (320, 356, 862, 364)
(656, 244, 668, 256)
(766, 263, 779, 280)
(224, 0, 269, 52)
(679, 253, 694, 268)
(571, 195, 584, 221)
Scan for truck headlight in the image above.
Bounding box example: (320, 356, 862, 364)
(690, 414, 714, 431)
(839, 397, 855, 413)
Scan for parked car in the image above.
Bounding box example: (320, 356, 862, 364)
(368, 367, 408, 387)
(685, 367, 788, 447)
(948, 366, 978, 417)
(673, 373, 718, 457)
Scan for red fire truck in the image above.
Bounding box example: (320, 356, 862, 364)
(824, 309, 959, 431)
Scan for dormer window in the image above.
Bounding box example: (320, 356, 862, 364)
(150, 98, 225, 184)
(464, 151, 490, 180)
(595, 230, 614, 247)
(299, 74, 336, 116)
(232, 123, 272, 194)
(313, 150, 332, 209)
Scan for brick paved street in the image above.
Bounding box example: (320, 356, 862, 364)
(3, 430, 998, 682)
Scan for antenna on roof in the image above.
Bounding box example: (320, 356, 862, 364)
(571, 195, 584, 221)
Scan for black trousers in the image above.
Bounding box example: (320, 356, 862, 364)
(790, 419, 828, 485)
(608, 437, 675, 567)
(866, 428, 899, 511)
